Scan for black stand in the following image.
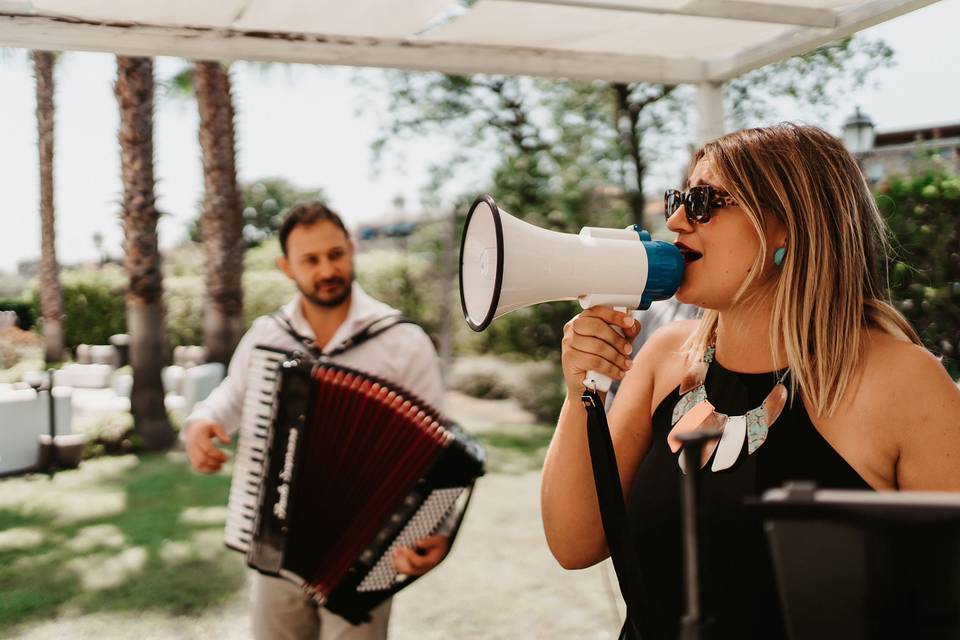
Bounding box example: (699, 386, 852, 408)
(676, 429, 721, 640)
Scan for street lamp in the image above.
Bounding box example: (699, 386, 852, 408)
(842, 107, 876, 155)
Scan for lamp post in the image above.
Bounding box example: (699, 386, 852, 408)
(842, 107, 876, 155)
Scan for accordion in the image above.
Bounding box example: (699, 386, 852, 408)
(225, 345, 485, 623)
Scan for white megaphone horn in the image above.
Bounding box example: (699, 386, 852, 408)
(459, 194, 685, 392)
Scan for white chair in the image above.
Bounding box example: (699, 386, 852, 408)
(53, 364, 113, 389)
(0, 387, 75, 476)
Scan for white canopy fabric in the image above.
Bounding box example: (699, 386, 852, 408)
(0, 0, 938, 84)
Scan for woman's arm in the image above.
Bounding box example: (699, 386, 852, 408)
(540, 311, 690, 569)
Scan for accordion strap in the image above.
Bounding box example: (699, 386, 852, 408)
(270, 311, 416, 359)
(581, 389, 663, 640)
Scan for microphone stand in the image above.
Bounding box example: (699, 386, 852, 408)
(676, 429, 721, 640)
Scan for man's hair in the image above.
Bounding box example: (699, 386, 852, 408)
(278, 201, 351, 255)
(681, 123, 920, 417)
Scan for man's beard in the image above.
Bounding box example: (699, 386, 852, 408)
(298, 273, 353, 309)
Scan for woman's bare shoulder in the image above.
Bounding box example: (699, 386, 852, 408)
(641, 318, 699, 357)
(636, 318, 698, 398)
(855, 329, 960, 489)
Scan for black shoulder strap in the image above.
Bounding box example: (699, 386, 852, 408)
(270, 311, 415, 359)
(325, 315, 416, 357)
(582, 389, 664, 640)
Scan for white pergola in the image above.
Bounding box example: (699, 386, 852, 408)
(0, 0, 939, 142)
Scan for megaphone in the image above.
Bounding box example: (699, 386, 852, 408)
(459, 194, 684, 392)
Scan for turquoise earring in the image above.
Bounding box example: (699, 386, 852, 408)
(773, 247, 786, 267)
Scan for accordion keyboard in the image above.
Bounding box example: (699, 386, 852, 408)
(224, 346, 287, 551)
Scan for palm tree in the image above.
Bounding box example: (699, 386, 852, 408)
(33, 50, 64, 364)
(114, 56, 174, 451)
(193, 61, 244, 365)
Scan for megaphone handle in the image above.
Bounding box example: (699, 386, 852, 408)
(583, 307, 628, 394)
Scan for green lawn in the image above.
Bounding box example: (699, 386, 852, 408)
(0, 452, 246, 638)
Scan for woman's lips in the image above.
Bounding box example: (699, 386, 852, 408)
(675, 242, 703, 263)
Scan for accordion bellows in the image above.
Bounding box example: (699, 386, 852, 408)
(226, 346, 485, 623)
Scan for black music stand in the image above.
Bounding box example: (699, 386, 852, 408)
(753, 483, 960, 640)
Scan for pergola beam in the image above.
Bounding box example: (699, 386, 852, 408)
(706, 0, 938, 80)
(506, 0, 838, 28)
(0, 13, 707, 84)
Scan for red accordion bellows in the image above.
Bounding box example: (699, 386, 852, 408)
(286, 365, 450, 596)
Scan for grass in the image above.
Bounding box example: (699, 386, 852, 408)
(0, 452, 246, 638)
(473, 423, 555, 474)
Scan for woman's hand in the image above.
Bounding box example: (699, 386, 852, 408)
(561, 306, 641, 395)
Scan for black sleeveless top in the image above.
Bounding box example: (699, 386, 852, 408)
(622, 359, 871, 639)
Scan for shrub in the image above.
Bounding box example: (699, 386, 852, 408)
(0, 300, 36, 330)
(478, 302, 579, 361)
(243, 271, 296, 327)
(0, 327, 43, 369)
(74, 411, 138, 458)
(356, 249, 441, 341)
(447, 356, 513, 399)
(880, 164, 960, 378)
(509, 359, 567, 423)
(28, 266, 127, 350)
(164, 275, 205, 349)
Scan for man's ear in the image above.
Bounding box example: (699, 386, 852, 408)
(277, 255, 293, 279)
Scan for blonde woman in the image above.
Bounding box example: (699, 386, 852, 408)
(541, 124, 960, 638)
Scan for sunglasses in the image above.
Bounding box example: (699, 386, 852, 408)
(664, 186, 738, 224)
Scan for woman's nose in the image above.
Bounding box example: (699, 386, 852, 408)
(665, 206, 694, 233)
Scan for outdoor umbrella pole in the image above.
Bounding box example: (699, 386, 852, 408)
(676, 429, 721, 640)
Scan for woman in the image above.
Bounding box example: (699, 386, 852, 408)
(541, 123, 960, 638)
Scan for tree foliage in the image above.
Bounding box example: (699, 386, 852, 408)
(880, 161, 960, 377)
(189, 177, 326, 245)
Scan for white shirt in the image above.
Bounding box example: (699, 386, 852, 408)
(184, 282, 444, 437)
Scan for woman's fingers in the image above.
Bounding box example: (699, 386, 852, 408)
(568, 344, 632, 380)
(565, 333, 632, 371)
(569, 314, 636, 356)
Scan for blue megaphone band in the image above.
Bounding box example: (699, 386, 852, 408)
(633, 225, 684, 310)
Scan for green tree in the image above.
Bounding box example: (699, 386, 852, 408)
(880, 162, 960, 378)
(115, 56, 175, 451)
(237, 177, 326, 244)
(374, 36, 892, 229)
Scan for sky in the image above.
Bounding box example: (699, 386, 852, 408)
(1, 0, 958, 274)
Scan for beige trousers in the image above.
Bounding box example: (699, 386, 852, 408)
(251, 572, 392, 640)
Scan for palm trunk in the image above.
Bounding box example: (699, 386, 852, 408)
(115, 56, 174, 451)
(194, 61, 244, 365)
(33, 50, 64, 364)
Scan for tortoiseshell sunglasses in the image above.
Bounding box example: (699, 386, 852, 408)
(664, 186, 738, 224)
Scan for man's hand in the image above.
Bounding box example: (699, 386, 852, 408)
(391, 534, 450, 577)
(184, 420, 232, 473)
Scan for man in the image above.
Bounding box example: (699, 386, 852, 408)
(184, 202, 449, 640)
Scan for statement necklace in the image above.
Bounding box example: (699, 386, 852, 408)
(667, 344, 789, 473)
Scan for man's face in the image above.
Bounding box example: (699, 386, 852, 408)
(278, 221, 355, 309)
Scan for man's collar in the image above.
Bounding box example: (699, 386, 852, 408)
(282, 282, 400, 351)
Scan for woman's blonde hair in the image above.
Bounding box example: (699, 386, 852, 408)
(683, 123, 919, 417)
